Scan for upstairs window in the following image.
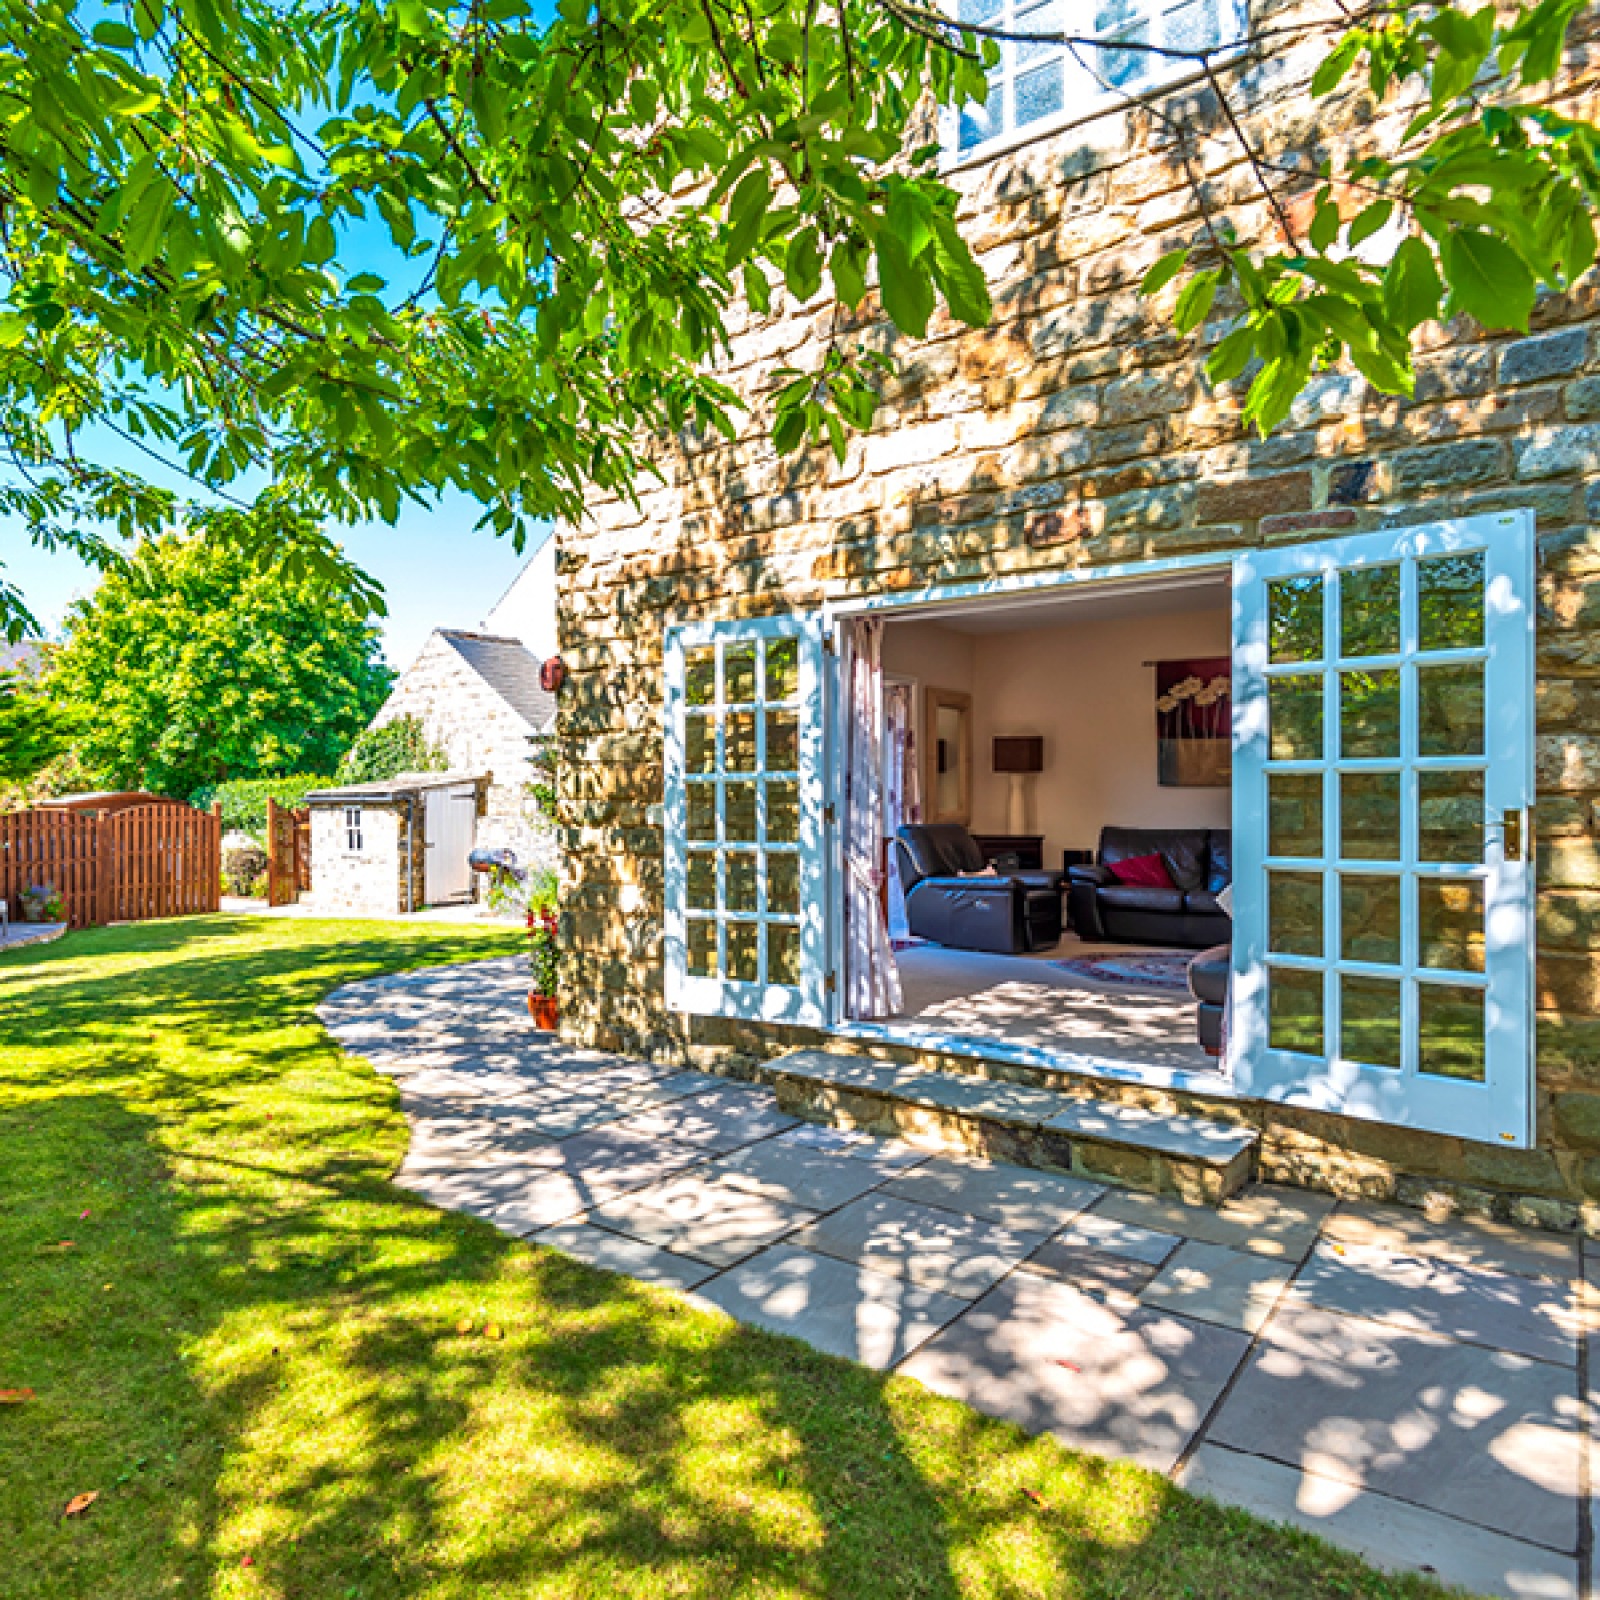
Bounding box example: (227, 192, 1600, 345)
(952, 0, 1248, 158)
(344, 806, 363, 853)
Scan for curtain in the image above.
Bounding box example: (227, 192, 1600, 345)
(882, 680, 919, 943)
(842, 618, 903, 1019)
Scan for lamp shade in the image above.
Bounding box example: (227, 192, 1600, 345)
(992, 736, 1043, 774)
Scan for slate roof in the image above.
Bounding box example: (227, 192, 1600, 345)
(437, 630, 555, 730)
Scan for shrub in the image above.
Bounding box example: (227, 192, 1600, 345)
(221, 843, 269, 897)
(191, 774, 331, 838)
(337, 716, 447, 785)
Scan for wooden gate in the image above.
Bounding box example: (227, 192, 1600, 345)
(0, 801, 220, 928)
(266, 797, 310, 907)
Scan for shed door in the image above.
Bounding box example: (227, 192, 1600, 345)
(424, 784, 477, 905)
(664, 616, 829, 1025)
(1230, 511, 1535, 1147)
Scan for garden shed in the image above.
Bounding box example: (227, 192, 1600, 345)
(303, 772, 488, 916)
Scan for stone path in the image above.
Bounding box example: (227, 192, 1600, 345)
(320, 957, 1595, 1600)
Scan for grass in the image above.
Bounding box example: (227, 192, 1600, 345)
(0, 915, 1464, 1600)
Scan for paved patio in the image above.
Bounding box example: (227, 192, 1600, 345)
(320, 956, 1595, 1600)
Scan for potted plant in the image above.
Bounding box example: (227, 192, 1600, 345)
(526, 873, 560, 1028)
(20, 884, 64, 923)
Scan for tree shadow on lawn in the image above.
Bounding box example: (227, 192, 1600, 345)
(0, 920, 1450, 1599)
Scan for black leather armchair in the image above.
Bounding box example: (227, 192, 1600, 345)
(1188, 943, 1229, 1054)
(1068, 826, 1232, 948)
(895, 823, 1063, 955)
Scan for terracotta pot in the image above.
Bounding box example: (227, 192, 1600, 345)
(527, 993, 559, 1030)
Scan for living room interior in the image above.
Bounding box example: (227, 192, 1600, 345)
(870, 569, 1235, 1076)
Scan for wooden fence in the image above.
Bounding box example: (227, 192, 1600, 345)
(0, 802, 220, 928)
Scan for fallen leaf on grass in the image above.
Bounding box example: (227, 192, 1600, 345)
(454, 1319, 474, 1335)
(39, 1241, 75, 1253)
(63, 1492, 99, 1517)
(1021, 1488, 1045, 1507)
(484, 1324, 504, 1341)
(0, 1389, 35, 1403)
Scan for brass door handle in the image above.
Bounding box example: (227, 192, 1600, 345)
(1503, 809, 1522, 863)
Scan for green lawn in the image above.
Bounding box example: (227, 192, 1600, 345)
(0, 916, 1460, 1600)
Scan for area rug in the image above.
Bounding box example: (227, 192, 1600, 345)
(1049, 950, 1193, 993)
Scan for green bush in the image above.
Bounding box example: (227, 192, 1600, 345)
(337, 716, 447, 785)
(192, 774, 331, 838)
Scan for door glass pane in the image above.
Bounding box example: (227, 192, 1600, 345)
(1269, 871, 1322, 956)
(1341, 567, 1400, 658)
(727, 921, 759, 983)
(767, 851, 800, 916)
(1270, 675, 1323, 760)
(726, 852, 758, 913)
(1419, 983, 1486, 1081)
(766, 710, 798, 773)
(686, 648, 716, 707)
(1269, 576, 1323, 663)
(688, 782, 716, 842)
(725, 711, 757, 772)
(767, 923, 800, 986)
(1419, 878, 1485, 972)
(1419, 770, 1485, 863)
(766, 638, 799, 702)
(1419, 551, 1485, 650)
(688, 918, 718, 977)
(1342, 975, 1402, 1068)
(726, 781, 757, 842)
(1419, 663, 1484, 757)
(1341, 771, 1400, 860)
(725, 645, 757, 705)
(767, 780, 799, 844)
(1340, 874, 1401, 965)
(1269, 773, 1323, 857)
(687, 851, 717, 912)
(1269, 966, 1324, 1055)
(686, 714, 716, 775)
(1341, 669, 1400, 758)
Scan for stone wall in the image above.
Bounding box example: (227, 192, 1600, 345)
(555, 1, 1600, 1226)
(307, 802, 409, 916)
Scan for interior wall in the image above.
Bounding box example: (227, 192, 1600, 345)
(881, 618, 974, 697)
(965, 606, 1230, 861)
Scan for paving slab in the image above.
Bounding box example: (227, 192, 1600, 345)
(397, 1160, 608, 1232)
(695, 1244, 968, 1368)
(1139, 1239, 1296, 1335)
(492, 1098, 636, 1140)
(899, 1273, 1250, 1474)
(1051, 1211, 1182, 1266)
(1019, 1240, 1161, 1299)
(1289, 1240, 1578, 1367)
(1179, 1442, 1579, 1600)
(533, 1221, 717, 1292)
(774, 1123, 928, 1170)
(1090, 1184, 1332, 1261)
(793, 1191, 1046, 1299)
(1323, 1200, 1580, 1283)
(609, 1087, 799, 1152)
(585, 1171, 817, 1267)
(883, 1153, 1103, 1234)
(1042, 1099, 1259, 1165)
(707, 1141, 891, 1213)
(1205, 1303, 1582, 1553)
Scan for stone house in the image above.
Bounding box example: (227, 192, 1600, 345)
(553, 0, 1600, 1229)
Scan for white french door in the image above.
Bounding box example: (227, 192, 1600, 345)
(1230, 512, 1535, 1147)
(663, 615, 830, 1025)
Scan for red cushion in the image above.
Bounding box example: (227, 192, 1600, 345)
(1107, 851, 1176, 890)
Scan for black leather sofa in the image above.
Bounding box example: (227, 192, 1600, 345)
(895, 823, 1063, 955)
(1068, 826, 1231, 948)
(1188, 943, 1229, 1054)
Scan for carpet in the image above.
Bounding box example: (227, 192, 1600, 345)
(1049, 950, 1194, 993)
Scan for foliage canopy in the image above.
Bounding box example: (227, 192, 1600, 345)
(337, 713, 448, 784)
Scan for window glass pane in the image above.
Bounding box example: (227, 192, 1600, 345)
(688, 782, 716, 843)
(727, 921, 759, 983)
(1165, 0, 1222, 51)
(1269, 871, 1322, 956)
(1269, 772, 1323, 858)
(726, 852, 758, 914)
(1016, 0, 1063, 64)
(724, 645, 756, 706)
(687, 851, 717, 912)
(1341, 669, 1400, 758)
(1419, 663, 1484, 757)
(1419, 983, 1486, 1081)
(725, 711, 757, 773)
(1097, 4, 1151, 87)
(1341, 976, 1402, 1069)
(688, 918, 718, 977)
(1341, 771, 1400, 861)
(686, 648, 716, 707)
(1340, 874, 1401, 965)
(959, 83, 1005, 151)
(1270, 675, 1323, 760)
(768, 923, 800, 987)
(1419, 770, 1484, 863)
(686, 713, 716, 776)
(725, 781, 757, 843)
(766, 710, 798, 773)
(1419, 551, 1485, 651)
(767, 780, 799, 844)
(1341, 566, 1400, 658)
(767, 851, 800, 916)
(1419, 878, 1485, 973)
(1015, 62, 1065, 125)
(959, 0, 1000, 20)
(1269, 966, 1324, 1056)
(1269, 575, 1323, 663)
(765, 637, 799, 702)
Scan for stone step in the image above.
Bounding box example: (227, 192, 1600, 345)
(765, 1050, 1258, 1205)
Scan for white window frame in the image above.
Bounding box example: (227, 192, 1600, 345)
(940, 0, 1250, 167)
(344, 805, 363, 854)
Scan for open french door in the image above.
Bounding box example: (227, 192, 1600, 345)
(663, 615, 831, 1025)
(1230, 512, 1536, 1147)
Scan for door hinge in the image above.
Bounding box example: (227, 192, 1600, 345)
(824, 803, 836, 826)
(825, 971, 836, 993)
(823, 635, 837, 656)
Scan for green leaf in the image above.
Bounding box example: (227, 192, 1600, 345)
(1383, 237, 1445, 331)
(785, 227, 823, 303)
(92, 20, 139, 47)
(1440, 229, 1536, 331)
(1347, 199, 1394, 248)
(1173, 269, 1220, 335)
(1309, 200, 1341, 254)
(876, 231, 934, 339)
(1139, 247, 1189, 296)
(723, 168, 771, 268)
(743, 261, 772, 316)
(830, 237, 867, 309)
(1310, 33, 1363, 97)
(122, 178, 174, 272)
(1206, 323, 1257, 383)
(928, 214, 991, 327)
